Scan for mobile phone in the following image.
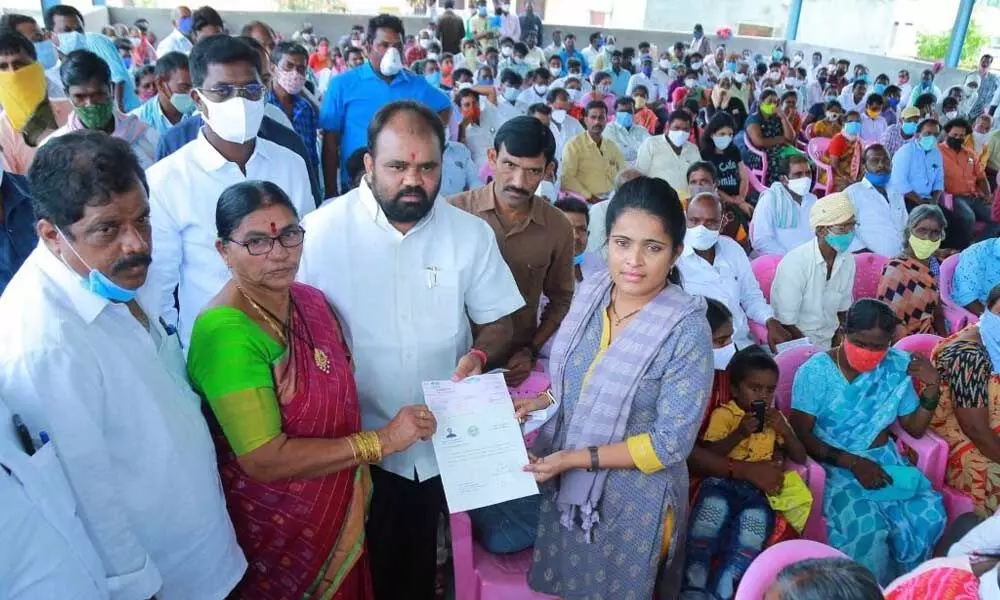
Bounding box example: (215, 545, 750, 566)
(751, 400, 766, 433)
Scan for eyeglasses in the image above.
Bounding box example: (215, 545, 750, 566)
(827, 221, 857, 235)
(228, 227, 305, 256)
(198, 82, 267, 102)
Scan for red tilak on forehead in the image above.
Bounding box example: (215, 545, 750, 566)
(269, 222, 277, 235)
(411, 152, 416, 161)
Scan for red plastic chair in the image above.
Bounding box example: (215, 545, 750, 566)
(852, 253, 888, 300)
(735, 540, 850, 600)
(745, 136, 769, 183)
(750, 254, 783, 303)
(806, 137, 833, 197)
(939, 254, 979, 333)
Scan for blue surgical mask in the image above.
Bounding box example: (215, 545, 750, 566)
(888, 97, 900, 108)
(573, 252, 586, 266)
(615, 111, 633, 128)
(177, 16, 193, 35)
(56, 227, 140, 303)
(825, 231, 855, 253)
(874, 83, 887, 95)
(726, 61, 737, 72)
(843, 121, 862, 137)
(170, 92, 197, 115)
(34, 40, 58, 69)
(478, 7, 488, 16)
(123, 56, 132, 69)
(773, 49, 784, 60)
(901, 121, 918, 136)
(56, 31, 87, 54)
(980, 311, 1000, 374)
(425, 71, 442, 86)
(865, 171, 890, 187)
(825, 94, 838, 102)
(919, 135, 937, 151)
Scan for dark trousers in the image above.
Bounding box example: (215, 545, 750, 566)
(367, 465, 445, 600)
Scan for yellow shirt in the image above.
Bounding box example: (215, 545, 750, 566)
(560, 131, 625, 198)
(702, 400, 780, 462)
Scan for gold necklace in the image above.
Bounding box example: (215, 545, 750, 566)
(235, 283, 331, 374)
(610, 287, 642, 326)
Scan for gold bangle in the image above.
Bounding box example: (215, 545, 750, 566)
(351, 431, 383, 464)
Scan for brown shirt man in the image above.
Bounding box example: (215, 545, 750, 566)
(436, 8, 466, 55)
(449, 180, 575, 359)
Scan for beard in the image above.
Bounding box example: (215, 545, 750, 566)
(370, 172, 439, 225)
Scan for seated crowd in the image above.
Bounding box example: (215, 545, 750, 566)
(2, 3, 1000, 599)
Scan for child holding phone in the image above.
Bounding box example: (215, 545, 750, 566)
(681, 347, 812, 600)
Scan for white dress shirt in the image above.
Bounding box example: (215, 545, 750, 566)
(771, 239, 856, 349)
(515, 87, 548, 112)
(749, 184, 819, 256)
(155, 28, 193, 57)
(602, 120, 649, 163)
(839, 89, 868, 113)
(146, 132, 314, 346)
(845, 178, 908, 257)
(549, 116, 585, 169)
(0, 400, 108, 600)
(0, 246, 246, 600)
(441, 140, 480, 197)
(462, 102, 501, 171)
(634, 135, 702, 201)
(677, 235, 775, 349)
(586, 198, 610, 256)
(626, 73, 662, 101)
(297, 179, 524, 481)
(493, 97, 522, 126)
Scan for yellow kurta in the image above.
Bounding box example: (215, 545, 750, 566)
(560, 131, 625, 198)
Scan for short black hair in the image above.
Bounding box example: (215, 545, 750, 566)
(189, 34, 261, 88)
(914, 92, 937, 109)
(367, 100, 446, 157)
(567, 58, 581, 69)
(271, 40, 308, 65)
(944, 117, 972, 135)
(865, 92, 884, 107)
(114, 37, 133, 53)
(687, 160, 718, 182)
(452, 67, 473, 82)
(729, 346, 779, 387)
(513, 42, 528, 56)
(844, 298, 897, 336)
(60, 50, 111, 91)
(367, 13, 404, 44)
(616, 96, 634, 110)
(216, 180, 298, 240)
(500, 69, 523, 87)
(632, 84, 649, 97)
(554, 197, 589, 225)
(592, 71, 611, 85)
(240, 20, 274, 40)
(528, 103, 551, 116)
(44, 5, 84, 30)
(455, 87, 479, 105)
(494, 115, 556, 164)
(345, 147, 368, 190)
(345, 46, 364, 61)
(563, 33, 576, 41)
(28, 131, 148, 235)
(154, 51, 189, 79)
(0, 13, 36, 32)
(668, 109, 692, 125)
(919, 118, 941, 134)
(705, 297, 733, 333)
(589, 31, 601, 43)
(546, 87, 568, 104)
(192, 6, 223, 33)
(585, 99, 608, 114)
(133, 65, 154, 88)
(0, 29, 35, 60)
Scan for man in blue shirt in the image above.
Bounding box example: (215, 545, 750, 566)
(44, 5, 140, 112)
(129, 51, 194, 136)
(558, 32, 589, 76)
(267, 41, 319, 171)
(320, 14, 451, 197)
(0, 169, 37, 295)
(951, 237, 1000, 315)
(605, 49, 630, 97)
(889, 118, 944, 212)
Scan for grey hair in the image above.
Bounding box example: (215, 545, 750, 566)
(768, 558, 882, 600)
(614, 168, 642, 190)
(906, 203, 947, 237)
(688, 190, 723, 213)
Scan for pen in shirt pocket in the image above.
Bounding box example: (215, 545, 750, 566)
(11, 414, 47, 456)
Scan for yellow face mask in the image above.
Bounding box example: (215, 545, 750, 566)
(0, 62, 48, 132)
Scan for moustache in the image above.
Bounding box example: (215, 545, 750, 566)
(394, 186, 429, 203)
(111, 253, 152, 275)
(503, 185, 532, 198)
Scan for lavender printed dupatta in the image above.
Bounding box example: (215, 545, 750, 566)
(534, 271, 707, 538)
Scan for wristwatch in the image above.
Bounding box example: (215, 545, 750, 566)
(587, 446, 600, 472)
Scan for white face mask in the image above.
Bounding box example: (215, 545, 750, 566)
(684, 79, 697, 89)
(734, 72, 747, 84)
(685, 224, 720, 251)
(713, 342, 737, 370)
(712, 134, 733, 150)
(503, 87, 519, 102)
(659, 58, 671, 70)
(380, 47, 403, 77)
(605, 44, 616, 53)
(419, 39, 432, 49)
(785, 77, 799, 87)
(567, 89, 581, 101)
(944, 110, 959, 120)
(534, 83, 549, 95)
(667, 129, 689, 147)
(426, 52, 439, 61)
(785, 176, 812, 196)
(198, 93, 267, 144)
(535, 179, 557, 203)
(501, 46, 513, 57)
(551, 108, 567, 124)
(549, 67, 561, 77)
(690, 61, 703, 70)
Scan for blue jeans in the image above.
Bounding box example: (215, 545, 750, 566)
(682, 477, 775, 600)
(468, 495, 542, 554)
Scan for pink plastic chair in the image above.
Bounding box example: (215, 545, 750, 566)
(852, 253, 888, 300)
(773, 343, 829, 542)
(802, 122, 816, 141)
(750, 255, 783, 303)
(734, 540, 849, 600)
(557, 189, 588, 203)
(745, 166, 768, 194)
(478, 161, 494, 184)
(939, 254, 979, 332)
(745, 136, 769, 183)
(749, 320, 769, 345)
(806, 137, 833, 197)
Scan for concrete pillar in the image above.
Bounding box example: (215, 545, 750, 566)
(946, 0, 976, 68)
(785, 0, 804, 41)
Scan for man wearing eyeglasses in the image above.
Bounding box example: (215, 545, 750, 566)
(146, 35, 314, 347)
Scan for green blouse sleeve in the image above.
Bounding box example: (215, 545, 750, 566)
(188, 307, 286, 455)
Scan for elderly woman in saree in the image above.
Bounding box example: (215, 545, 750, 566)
(522, 175, 714, 599)
(186, 181, 436, 599)
(790, 298, 947, 586)
(932, 283, 1000, 518)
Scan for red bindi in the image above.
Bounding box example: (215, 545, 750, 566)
(411, 152, 416, 160)
(269, 222, 277, 235)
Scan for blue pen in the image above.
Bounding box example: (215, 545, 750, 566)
(39, 431, 50, 446)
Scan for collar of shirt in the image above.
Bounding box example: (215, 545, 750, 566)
(191, 129, 272, 172)
(358, 175, 438, 236)
(469, 181, 548, 228)
(809, 237, 848, 269)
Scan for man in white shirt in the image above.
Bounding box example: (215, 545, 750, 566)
(146, 35, 314, 346)
(0, 400, 108, 600)
(297, 100, 523, 600)
(493, 69, 524, 123)
(626, 56, 661, 102)
(456, 87, 501, 171)
(603, 96, 649, 163)
(771, 192, 858, 349)
(635, 109, 701, 206)
(515, 67, 552, 112)
(0, 132, 245, 600)
(750, 153, 819, 256)
(440, 139, 480, 196)
(581, 31, 602, 66)
(846, 145, 907, 257)
(496, 1, 521, 41)
(679, 192, 797, 351)
(155, 6, 194, 57)
(523, 30, 545, 69)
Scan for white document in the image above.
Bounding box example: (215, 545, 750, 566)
(775, 337, 814, 355)
(423, 373, 540, 513)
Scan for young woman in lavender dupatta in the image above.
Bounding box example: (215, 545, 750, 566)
(522, 176, 715, 598)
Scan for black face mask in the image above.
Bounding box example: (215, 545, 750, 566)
(946, 136, 965, 150)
